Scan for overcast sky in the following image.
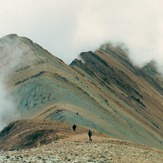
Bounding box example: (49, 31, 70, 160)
(0, 0, 163, 67)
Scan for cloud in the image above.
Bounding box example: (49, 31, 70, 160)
(0, 79, 19, 130)
(73, 0, 163, 67)
(0, 0, 163, 67)
(0, 35, 22, 130)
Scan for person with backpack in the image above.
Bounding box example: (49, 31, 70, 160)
(72, 123, 76, 131)
(88, 130, 92, 141)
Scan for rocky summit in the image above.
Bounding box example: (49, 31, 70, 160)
(0, 34, 163, 162)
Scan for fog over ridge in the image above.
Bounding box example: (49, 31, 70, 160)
(0, 35, 23, 130)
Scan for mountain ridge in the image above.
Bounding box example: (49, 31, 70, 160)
(0, 34, 163, 150)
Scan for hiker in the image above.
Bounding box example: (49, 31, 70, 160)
(72, 123, 76, 131)
(88, 130, 92, 141)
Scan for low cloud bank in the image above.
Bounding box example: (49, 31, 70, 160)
(0, 79, 19, 130)
(0, 35, 22, 130)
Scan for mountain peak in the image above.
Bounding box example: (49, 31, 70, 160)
(2, 33, 19, 39)
(0, 34, 163, 151)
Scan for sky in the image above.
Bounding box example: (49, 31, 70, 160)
(0, 0, 163, 67)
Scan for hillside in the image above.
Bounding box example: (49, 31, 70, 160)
(70, 44, 163, 149)
(0, 119, 106, 150)
(0, 34, 163, 151)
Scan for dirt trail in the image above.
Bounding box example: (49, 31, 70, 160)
(0, 134, 163, 163)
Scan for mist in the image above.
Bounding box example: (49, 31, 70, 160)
(0, 35, 23, 130)
(0, 79, 19, 130)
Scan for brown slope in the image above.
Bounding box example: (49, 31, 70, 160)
(0, 120, 163, 162)
(0, 119, 106, 150)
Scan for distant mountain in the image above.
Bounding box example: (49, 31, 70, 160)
(0, 34, 163, 150)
